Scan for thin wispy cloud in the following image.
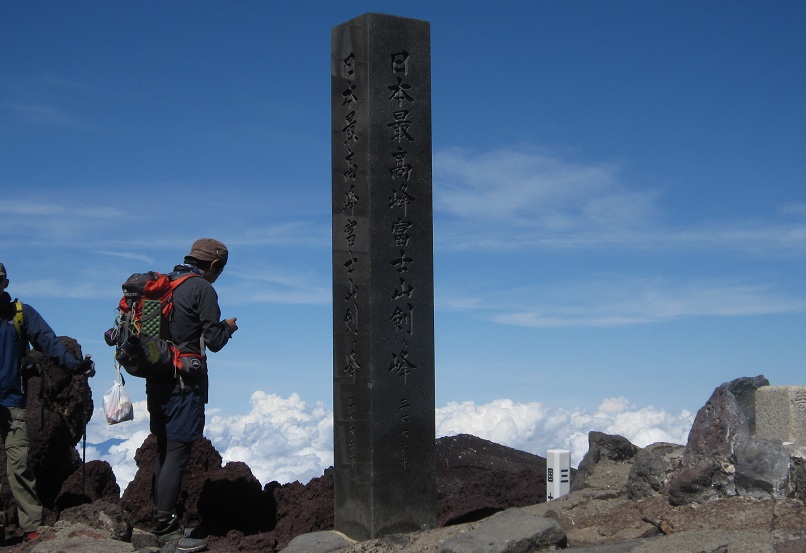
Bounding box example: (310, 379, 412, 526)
(0, 200, 124, 220)
(669, 222, 806, 255)
(0, 200, 131, 251)
(229, 222, 330, 248)
(0, 195, 325, 257)
(221, 261, 330, 306)
(435, 146, 655, 229)
(13, 278, 119, 301)
(444, 278, 806, 328)
(6, 102, 96, 130)
(779, 203, 806, 217)
(33, 73, 97, 92)
(236, 285, 330, 306)
(433, 146, 806, 255)
(1, 194, 330, 307)
(95, 251, 157, 265)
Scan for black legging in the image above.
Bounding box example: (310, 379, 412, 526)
(153, 437, 193, 515)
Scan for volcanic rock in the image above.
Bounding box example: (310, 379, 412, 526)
(55, 500, 133, 541)
(435, 434, 549, 526)
(670, 374, 771, 505)
(733, 437, 790, 497)
(571, 431, 638, 492)
(271, 471, 333, 550)
(0, 336, 94, 536)
(119, 434, 273, 535)
(55, 459, 120, 513)
(438, 508, 565, 552)
(626, 442, 684, 501)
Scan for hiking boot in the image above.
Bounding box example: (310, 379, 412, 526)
(157, 527, 185, 544)
(153, 510, 182, 543)
(153, 511, 207, 551)
(172, 536, 208, 552)
(153, 510, 178, 531)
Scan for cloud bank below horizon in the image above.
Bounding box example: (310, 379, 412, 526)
(85, 391, 695, 494)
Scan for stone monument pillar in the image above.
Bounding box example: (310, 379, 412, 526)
(331, 13, 435, 540)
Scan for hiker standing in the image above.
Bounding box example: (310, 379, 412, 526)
(0, 262, 95, 543)
(148, 239, 237, 552)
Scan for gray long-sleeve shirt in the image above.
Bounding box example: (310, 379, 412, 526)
(168, 266, 234, 356)
(145, 265, 234, 396)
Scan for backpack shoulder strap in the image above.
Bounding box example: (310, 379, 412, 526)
(13, 300, 30, 354)
(13, 300, 24, 340)
(166, 272, 205, 355)
(159, 271, 202, 320)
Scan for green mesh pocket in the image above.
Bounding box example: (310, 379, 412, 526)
(140, 300, 161, 338)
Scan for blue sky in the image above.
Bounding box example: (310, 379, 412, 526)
(2, 2, 805, 486)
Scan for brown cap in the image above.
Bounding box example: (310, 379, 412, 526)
(188, 238, 228, 265)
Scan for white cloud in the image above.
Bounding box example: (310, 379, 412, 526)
(229, 266, 331, 306)
(447, 278, 806, 328)
(435, 397, 693, 466)
(433, 146, 806, 255)
(84, 392, 694, 495)
(433, 146, 658, 249)
(435, 147, 643, 225)
(228, 222, 330, 249)
(205, 392, 333, 486)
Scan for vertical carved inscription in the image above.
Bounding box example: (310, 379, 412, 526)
(382, 45, 428, 474)
(338, 49, 362, 473)
(333, 19, 370, 528)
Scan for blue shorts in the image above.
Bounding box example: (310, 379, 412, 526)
(147, 386, 205, 443)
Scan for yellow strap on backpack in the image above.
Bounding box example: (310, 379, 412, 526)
(13, 300, 30, 356)
(13, 300, 24, 340)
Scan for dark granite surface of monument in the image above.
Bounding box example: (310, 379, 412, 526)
(331, 12, 435, 541)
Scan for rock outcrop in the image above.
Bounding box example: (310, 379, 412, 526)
(518, 374, 806, 552)
(0, 337, 101, 538)
(436, 434, 550, 526)
(116, 432, 550, 551)
(285, 375, 806, 552)
(119, 434, 274, 535)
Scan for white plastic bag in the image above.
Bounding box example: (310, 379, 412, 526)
(103, 368, 133, 424)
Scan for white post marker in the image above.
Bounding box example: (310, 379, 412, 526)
(546, 449, 571, 501)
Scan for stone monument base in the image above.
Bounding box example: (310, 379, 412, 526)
(755, 386, 806, 444)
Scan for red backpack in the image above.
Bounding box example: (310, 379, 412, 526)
(105, 271, 205, 379)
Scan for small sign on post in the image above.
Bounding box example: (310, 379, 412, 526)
(546, 449, 571, 501)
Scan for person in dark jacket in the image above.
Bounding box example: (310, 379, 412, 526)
(0, 262, 95, 543)
(147, 239, 237, 552)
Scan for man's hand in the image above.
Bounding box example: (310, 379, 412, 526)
(73, 356, 96, 378)
(225, 317, 238, 333)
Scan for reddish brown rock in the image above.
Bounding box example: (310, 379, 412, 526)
(119, 434, 274, 535)
(436, 434, 548, 526)
(55, 460, 120, 513)
(271, 472, 334, 550)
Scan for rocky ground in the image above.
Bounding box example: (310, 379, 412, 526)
(2, 340, 804, 552)
(0, 432, 549, 553)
